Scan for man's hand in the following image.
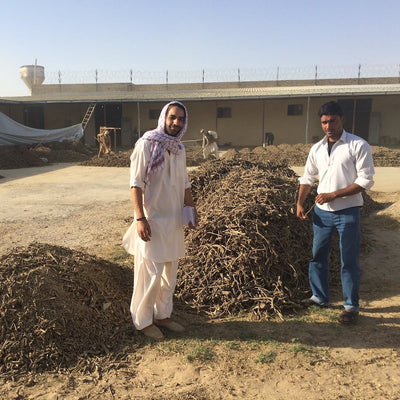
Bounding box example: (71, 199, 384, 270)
(137, 219, 151, 241)
(184, 188, 197, 229)
(296, 204, 307, 220)
(315, 184, 363, 205)
(297, 184, 312, 220)
(315, 192, 336, 205)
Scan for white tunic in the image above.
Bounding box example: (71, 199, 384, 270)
(126, 139, 191, 262)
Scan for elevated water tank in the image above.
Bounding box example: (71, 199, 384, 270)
(20, 64, 45, 90)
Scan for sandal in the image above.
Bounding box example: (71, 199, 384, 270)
(338, 310, 359, 324)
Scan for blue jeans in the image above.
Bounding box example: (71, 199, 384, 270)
(309, 206, 361, 312)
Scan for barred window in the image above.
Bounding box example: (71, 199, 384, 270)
(217, 107, 232, 118)
(287, 104, 303, 116)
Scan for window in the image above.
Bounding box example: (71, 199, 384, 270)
(149, 109, 161, 120)
(287, 104, 303, 116)
(217, 107, 232, 118)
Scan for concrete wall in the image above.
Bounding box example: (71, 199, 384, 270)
(2, 95, 400, 148)
(264, 99, 308, 145)
(371, 95, 400, 145)
(185, 101, 217, 143)
(44, 103, 84, 128)
(0, 103, 24, 123)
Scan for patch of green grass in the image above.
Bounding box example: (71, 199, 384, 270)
(311, 306, 338, 322)
(261, 339, 281, 348)
(256, 350, 277, 364)
(224, 341, 242, 350)
(290, 342, 313, 355)
(108, 245, 130, 263)
(247, 341, 262, 351)
(287, 338, 331, 364)
(289, 338, 314, 355)
(186, 345, 215, 362)
(296, 305, 339, 323)
(158, 340, 185, 354)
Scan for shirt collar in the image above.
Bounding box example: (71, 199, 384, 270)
(322, 129, 347, 144)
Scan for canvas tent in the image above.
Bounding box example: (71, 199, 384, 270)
(0, 112, 83, 146)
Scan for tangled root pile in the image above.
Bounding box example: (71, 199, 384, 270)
(0, 243, 132, 377)
(177, 158, 327, 318)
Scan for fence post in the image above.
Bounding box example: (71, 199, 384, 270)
(314, 65, 318, 85)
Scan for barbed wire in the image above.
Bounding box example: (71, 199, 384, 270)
(43, 64, 400, 85)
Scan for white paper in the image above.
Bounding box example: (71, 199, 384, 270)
(182, 206, 196, 226)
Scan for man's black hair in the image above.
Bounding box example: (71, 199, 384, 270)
(318, 101, 344, 118)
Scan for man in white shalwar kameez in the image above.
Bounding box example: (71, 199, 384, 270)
(201, 129, 219, 159)
(125, 101, 197, 340)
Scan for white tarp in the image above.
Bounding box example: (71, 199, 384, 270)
(0, 111, 83, 146)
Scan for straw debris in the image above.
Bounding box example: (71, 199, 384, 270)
(177, 157, 324, 319)
(0, 243, 132, 378)
(177, 156, 381, 319)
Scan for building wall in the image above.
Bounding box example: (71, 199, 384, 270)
(264, 99, 308, 145)
(121, 103, 136, 147)
(371, 95, 400, 145)
(0, 103, 24, 123)
(2, 95, 400, 148)
(185, 101, 217, 143)
(44, 103, 84, 128)
(214, 100, 264, 146)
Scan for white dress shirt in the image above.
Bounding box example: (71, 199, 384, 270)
(299, 130, 375, 212)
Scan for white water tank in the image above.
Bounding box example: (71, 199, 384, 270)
(20, 64, 45, 89)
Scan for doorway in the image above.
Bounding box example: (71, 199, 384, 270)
(94, 103, 122, 146)
(24, 105, 44, 129)
(338, 99, 372, 141)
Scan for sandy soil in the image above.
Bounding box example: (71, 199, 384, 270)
(0, 164, 399, 399)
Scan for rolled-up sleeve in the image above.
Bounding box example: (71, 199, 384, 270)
(298, 150, 318, 186)
(130, 140, 150, 189)
(354, 142, 375, 190)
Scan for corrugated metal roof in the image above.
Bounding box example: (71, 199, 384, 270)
(2, 83, 400, 103)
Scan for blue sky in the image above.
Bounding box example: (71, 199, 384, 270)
(1, 0, 400, 96)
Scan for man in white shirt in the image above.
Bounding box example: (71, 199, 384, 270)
(201, 129, 220, 159)
(296, 101, 375, 324)
(126, 101, 197, 340)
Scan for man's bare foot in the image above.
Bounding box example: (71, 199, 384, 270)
(154, 318, 185, 333)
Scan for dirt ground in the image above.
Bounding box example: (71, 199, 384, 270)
(0, 162, 399, 399)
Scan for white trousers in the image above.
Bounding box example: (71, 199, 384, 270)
(203, 143, 219, 159)
(130, 252, 178, 330)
